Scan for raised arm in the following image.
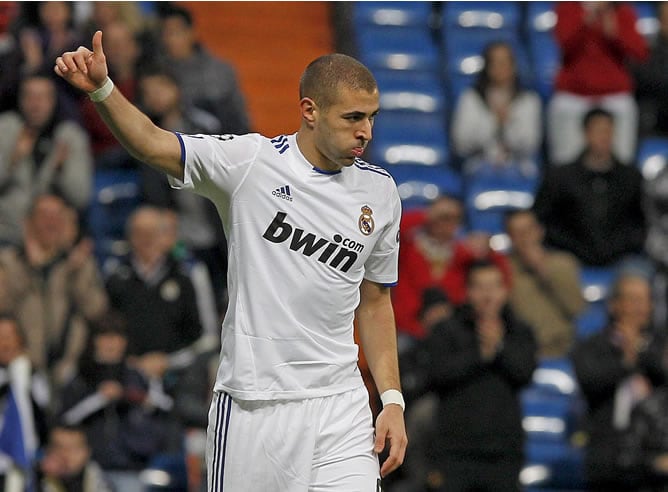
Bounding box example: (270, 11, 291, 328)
(54, 31, 184, 180)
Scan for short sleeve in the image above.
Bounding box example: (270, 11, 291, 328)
(364, 185, 402, 286)
(168, 132, 261, 198)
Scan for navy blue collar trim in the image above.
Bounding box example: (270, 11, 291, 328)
(312, 166, 341, 175)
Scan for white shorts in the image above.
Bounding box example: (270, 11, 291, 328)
(206, 385, 381, 492)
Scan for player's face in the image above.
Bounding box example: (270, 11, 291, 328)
(313, 86, 379, 172)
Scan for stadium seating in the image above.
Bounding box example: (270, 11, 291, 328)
(520, 357, 587, 491)
(525, 2, 559, 101)
(355, 25, 440, 72)
(353, 1, 433, 28)
(388, 163, 463, 210)
(87, 168, 142, 271)
(636, 136, 668, 180)
(575, 267, 616, 339)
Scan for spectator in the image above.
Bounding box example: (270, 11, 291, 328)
(634, 2, 668, 137)
(645, 157, 668, 327)
(160, 208, 222, 343)
(451, 41, 542, 176)
(17, 1, 83, 120)
(533, 108, 647, 267)
(0, 314, 49, 491)
(505, 209, 585, 358)
(423, 260, 537, 492)
(548, 1, 648, 165)
(39, 425, 114, 492)
(395, 287, 452, 492)
(137, 64, 228, 309)
(79, 21, 142, 169)
(105, 206, 203, 383)
(0, 194, 108, 386)
(0, 1, 21, 113)
(58, 312, 175, 492)
(619, 356, 668, 491)
(393, 195, 512, 340)
(157, 3, 251, 134)
(572, 273, 667, 491)
(0, 73, 93, 246)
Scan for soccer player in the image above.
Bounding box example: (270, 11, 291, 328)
(54, 31, 407, 491)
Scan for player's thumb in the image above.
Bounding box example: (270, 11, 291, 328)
(92, 30, 104, 57)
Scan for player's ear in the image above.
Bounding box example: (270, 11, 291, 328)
(299, 97, 317, 127)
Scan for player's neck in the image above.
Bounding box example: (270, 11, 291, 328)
(295, 131, 342, 173)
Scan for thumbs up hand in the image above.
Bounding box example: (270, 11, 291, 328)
(54, 30, 108, 93)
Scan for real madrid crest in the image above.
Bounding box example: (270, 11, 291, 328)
(358, 205, 374, 236)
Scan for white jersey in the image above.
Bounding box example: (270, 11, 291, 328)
(171, 132, 401, 400)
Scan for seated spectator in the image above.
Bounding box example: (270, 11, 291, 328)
(79, 21, 142, 169)
(0, 73, 93, 246)
(423, 260, 537, 492)
(572, 273, 666, 491)
(0, 194, 108, 386)
(393, 195, 511, 340)
(38, 425, 113, 492)
(105, 206, 203, 383)
(619, 360, 668, 491)
(505, 209, 585, 358)
(634, 2, 668, 137)
(161, 209, 222, 343)
(137, 64, 228, 309)
(533, 108, 647, 267)
(645, 157, 668, 327)
(16, 1, 83, 120)
(548, 1, 648, 165)
(58, 312, 175, 492)
(451, 41, 542, 176)
(156, 3, 251, 134)
(0, 314, 49, 491)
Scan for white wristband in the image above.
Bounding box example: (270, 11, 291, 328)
(380, 389, 405, 412)
(88, 77, 114, 102)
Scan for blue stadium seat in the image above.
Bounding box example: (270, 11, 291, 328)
(373, 70, 447, 114)
(369, 111, 449, 167)
(443, 2, 521, 31)
(531, 357, 579, 397)
(633, 2, 659, 41)
(353, 1, 433, 28)
(463, 167, 538, 240)
(636, 136, 668, 180)
(526, 2, 559, 100)
(356, 25, 440, 72)
(575, 267, 616, 338)
(87, 169, 142, 268)
(388, 164, 463, 209)
(522, 441, 586, 490)
(522, 389, 575, 443)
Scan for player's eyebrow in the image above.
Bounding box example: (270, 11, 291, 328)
(342, 109, 380, 118)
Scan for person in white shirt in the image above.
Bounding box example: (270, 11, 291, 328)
(54, 31, 407, 491)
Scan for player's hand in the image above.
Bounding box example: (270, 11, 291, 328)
(374, 404, 408, 478)
(54, 30, 108, 93)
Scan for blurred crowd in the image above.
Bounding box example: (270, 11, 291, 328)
(1, 1, 668, 492)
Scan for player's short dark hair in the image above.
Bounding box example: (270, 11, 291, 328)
(299, 53, 377, 109)
(583, 107, 614, 129)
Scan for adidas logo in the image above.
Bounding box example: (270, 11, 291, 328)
(272, 185, 293, 202)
